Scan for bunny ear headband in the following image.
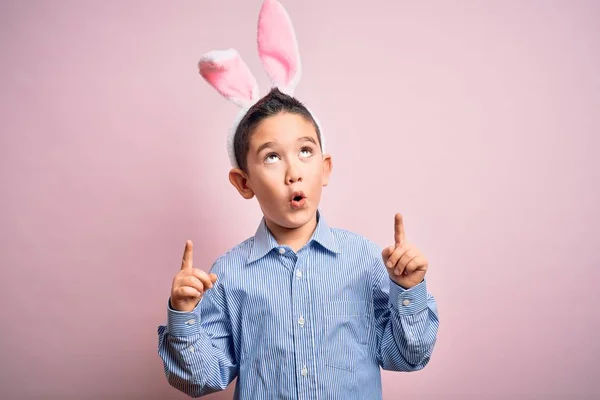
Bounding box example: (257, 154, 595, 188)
(198, 0, 324, 169)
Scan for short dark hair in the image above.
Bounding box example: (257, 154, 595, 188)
(233, 88, 322, 172)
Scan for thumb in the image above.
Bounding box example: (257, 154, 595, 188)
(209, 273, 218, 284)
(381, 245, 394, 263)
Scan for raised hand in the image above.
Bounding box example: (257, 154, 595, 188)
(170, 240, 218, 312)
(381, 213, 428, 289)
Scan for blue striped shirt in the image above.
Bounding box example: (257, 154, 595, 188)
(157, 211, 439, 399)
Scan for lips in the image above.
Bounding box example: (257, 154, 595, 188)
(290, 191, 305, 202)
(290, 191, 306, 209)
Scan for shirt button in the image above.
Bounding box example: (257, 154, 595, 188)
(301, 366, 308, 376)
(402, 299, 411, 306)
(185, 318, 196, 325)
(278, 247, 286, 255)
(298, 316, 305, 326)
(188, 345, 195, 353)
(296, 270, 302, 279)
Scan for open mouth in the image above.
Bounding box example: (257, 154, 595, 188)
(290, 191, 306, 209)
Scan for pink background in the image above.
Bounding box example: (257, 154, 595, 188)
(1, 0, 599, 399)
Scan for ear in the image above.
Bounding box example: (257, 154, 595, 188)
(321, 154, 332, 187)
(199, 49, 259, 108)
(257, 0, 301, 95)
(229, 168, 255, 199)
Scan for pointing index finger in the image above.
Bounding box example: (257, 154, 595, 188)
(181, 240, 193, 270)
(394, 213, 405, 246)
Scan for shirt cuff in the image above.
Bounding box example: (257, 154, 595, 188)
(166, 297, 202, 337)
(389, 279, 428, 316)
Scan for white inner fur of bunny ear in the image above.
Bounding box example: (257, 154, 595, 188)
(307, 107, 325, 154)
(200, 48, 238, 62)
(227, 106, 251, 169)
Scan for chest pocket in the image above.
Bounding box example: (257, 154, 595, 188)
(323, 300, 371, 372)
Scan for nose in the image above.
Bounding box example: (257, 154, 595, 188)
(285, 160, 303, 184)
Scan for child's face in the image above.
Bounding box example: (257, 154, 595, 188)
(241, 112, 331, 230)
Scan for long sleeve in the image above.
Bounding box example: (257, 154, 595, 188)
(157, 277, 238, 397)
(372, 258, 439, 371)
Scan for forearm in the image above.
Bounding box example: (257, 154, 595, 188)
(377, 280, 439, 371)
(157, 301, 237, 397)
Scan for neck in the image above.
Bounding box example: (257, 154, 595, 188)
(265, 213, 318, 253)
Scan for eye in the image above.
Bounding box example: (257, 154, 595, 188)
(264, 152, 280, 164)
(299, 146, 314, 158)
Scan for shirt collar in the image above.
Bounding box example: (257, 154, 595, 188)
(247, 209, 341, 264)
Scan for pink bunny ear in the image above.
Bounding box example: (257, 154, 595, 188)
(198, 49, 259, 108)
(257, 0, 301, 95)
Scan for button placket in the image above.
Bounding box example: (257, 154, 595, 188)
(291, 254, 312, 390)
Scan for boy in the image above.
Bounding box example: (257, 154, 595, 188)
(157, 88, 439, 399)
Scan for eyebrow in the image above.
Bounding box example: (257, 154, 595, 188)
(255, 136, 318, 156)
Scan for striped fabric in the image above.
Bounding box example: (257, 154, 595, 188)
(157, 211, 439, 399)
